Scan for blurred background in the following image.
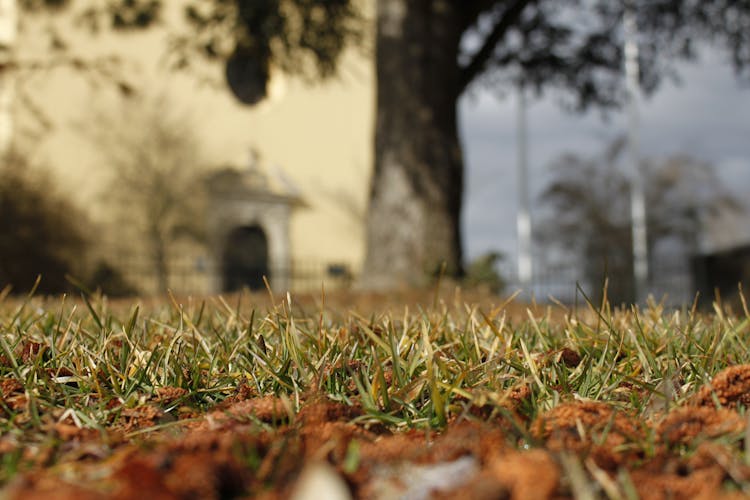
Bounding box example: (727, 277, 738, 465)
(0, 1, 748, 306)
(463, 52, 750, 305)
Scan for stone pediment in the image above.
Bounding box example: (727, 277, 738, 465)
(207, 164, 304, 207)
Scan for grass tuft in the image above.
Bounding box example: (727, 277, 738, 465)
(1, 290, 750, 493)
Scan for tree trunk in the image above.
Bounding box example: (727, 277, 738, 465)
(361, 0, 465, 289)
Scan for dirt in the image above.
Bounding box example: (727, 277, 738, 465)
(4, 366, 750, 499)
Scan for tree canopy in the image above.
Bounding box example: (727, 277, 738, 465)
(19, 0, 363, 103)
(23, 0, 750, 137)
(22, 0, 750, 135)
(456, 1, 750, 108)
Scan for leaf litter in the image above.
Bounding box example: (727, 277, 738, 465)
(2, 291, 750, 498)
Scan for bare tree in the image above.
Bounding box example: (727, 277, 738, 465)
(536, 138, 742, 303)
(85, 93, 207, 293)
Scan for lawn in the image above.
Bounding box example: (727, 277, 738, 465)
(2, 285, 750, 499)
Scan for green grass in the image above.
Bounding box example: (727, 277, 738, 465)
(1, 285, 750, 490)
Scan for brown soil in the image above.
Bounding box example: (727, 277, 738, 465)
(4, 366, 750, 499)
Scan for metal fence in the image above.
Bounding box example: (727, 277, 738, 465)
(100, 248, 696, 305)
(497, 255, 695, 306)
(98, 253, 354, 296)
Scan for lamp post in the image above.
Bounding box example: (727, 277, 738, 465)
(624, 2, 648, 303)
(516, 79, 533, 294)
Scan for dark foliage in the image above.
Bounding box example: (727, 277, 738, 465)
(175, 0, 363, 103)
(0, 152, 89, 294)
(55, 0, 744, 112)
(20, 0, 162, 30)
(455, 1, 750, 110)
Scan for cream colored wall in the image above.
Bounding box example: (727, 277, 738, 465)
(12, 3, 373, 273)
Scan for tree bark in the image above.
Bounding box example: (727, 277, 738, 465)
(362, 0, 465, 288)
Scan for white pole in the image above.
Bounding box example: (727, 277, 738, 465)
(516, 80, 532, 293)
(624, 2, 649, 303)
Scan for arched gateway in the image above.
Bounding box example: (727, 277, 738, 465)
(206, 155, 303, 293)
(222, 225, 269, 291)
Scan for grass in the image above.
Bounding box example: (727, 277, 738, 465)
(2, 284, 750, 494)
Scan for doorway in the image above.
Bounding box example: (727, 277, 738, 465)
(222, 225, 269, 291)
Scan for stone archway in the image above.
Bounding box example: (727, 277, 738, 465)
(222, 225, 270, 291)
(205, 157, 304, 294)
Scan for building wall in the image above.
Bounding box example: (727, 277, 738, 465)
(11, 3, 373, 285)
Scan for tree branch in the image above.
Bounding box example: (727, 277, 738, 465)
(459, 1, 501, 31)
(458, 0, 532, 94)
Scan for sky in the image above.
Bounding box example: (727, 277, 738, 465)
(459, 46, 750, 281)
